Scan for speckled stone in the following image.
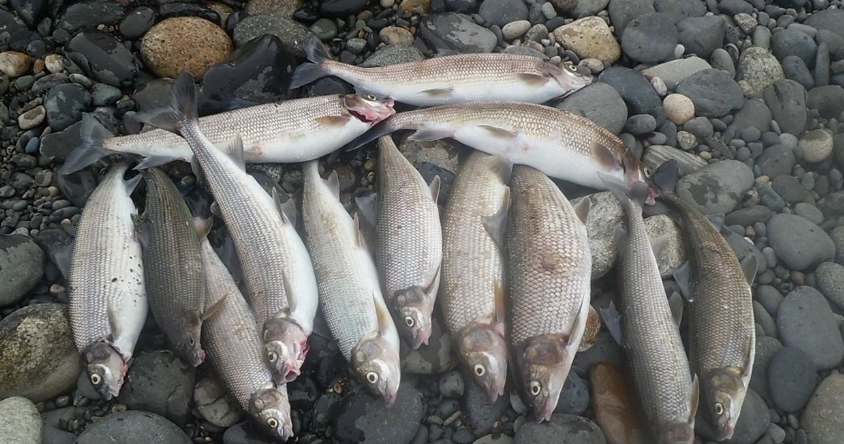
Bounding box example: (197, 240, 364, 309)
(141, 17, 233, 79)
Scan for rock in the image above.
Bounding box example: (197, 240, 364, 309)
(816, 262, 844, 310)
(194, 376, 242, 427)
(555, 372, 590, 415)
(479, 0, 528, 27)
(663, 93, 695, 125)
(232, 15, 317, 58)
(141, 17, 233, 79)
(0, 51, 31, 77)
(675, 160, 754, 215)
(0, 303, 81, 402)
(572, 331, 624, 376)
(762, 79, 807, 135)
(0, 397, 40, 444)
(756, 145, 795, 179)
(620, 12, 677, 63)
(91, 83, 123, 106)
(9, 0, 47, 28)
(768, 214, 834, 271)
(0, 235, 45, 306)
(590, 363, 648, 444)
(473, 435, 513, 444)
(625, 114, 656, 135)
(439, 370, 465, 398)
(120, 7, 156, 40)
(607, 0, 654, 37)
(794, 202, 823, 225)
(697, 389, 769, 444)
(731, 99, 772, 132)
(802, 371, 844, 444)
(571, 0, 609, 18)
(245, 0, 302, 18)
(66, 30, 138, 87)
(751, 336, 782, 404)
(398, 0, 432, 16)
(818, 191, 844, 218)
(463, 376, 509, 434)
(599, 67, 662, 117)
(676, 69, 745, 117)
(44, 83, 91, 132)
(642, 145, 707, 176)
(360, 44, 425, 67)
(676, 16, 725, 58)
(807, 85, 844, 120)
(725, 205, 772, 227)
(380, 26, 415, 45)
(553, 16, 621, 65)
(643, 57, 712, 85)
(42, 425, 75, 444)
(738, 47, 785, 99)
(783, 55, 814, 90)
(501, 20, 531, 41)
(800, 129, 833, 163)
(419, 13, 498, 54)
(320, 0, 371, 17)
(514, 414, 606, 444)
(557, 82, 627, 135)
(768, 347, 817, 412)
(654, 0, 704, 20)
(75, 411, 191, 444)
(222, 421, 279, 443)
(772, 29, 817, 67)
(17, 106, 45, 130)
(57, 0, 124, 33)
(118, 350, 196, 426)
(776, 286, 844, 370)
(333, 383, 424, 444)
(401, 315, 458, 374)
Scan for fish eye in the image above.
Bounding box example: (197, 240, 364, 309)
(529, 381, 542, 396)
(364, 94, 376, 101)
(566, 64, 578, 72)
(188, 337, 195, 346)
(366, 371, 379, 383)
(714, 402, 725, 416)
(474, 364, 486, 376)
(267, 351, 278, 363)
(90, 374, 102, 385)
(267, 417, 279, 429)
(404, 316, 414, 327)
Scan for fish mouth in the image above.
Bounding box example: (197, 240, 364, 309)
(715, 425, 735, 441)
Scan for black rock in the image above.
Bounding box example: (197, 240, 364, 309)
(8, 28, 39, 51)
(676, 68, 745, 117)
(772, 28, 817, 67)
(696, 389, 769, 444)
(555, 372, 589, 415)
(772, 175, 806, 204)
(159, 3, 221, 25)
(756, 145, 795, 181)
(333, 383, 424, 444)
(807, 85, 844, 121)
(66, 30, 138, 87)
(0, 9, 24, 34)
(91, 83, 122, 106)
(44, 83, 91, 131)
(782, 55, 815, 90)
(768, 347, 817, 412)
(120, 7, 156, 40)
(718, 0, 753, 15)
(10, 0, 49, 28)
(607, 0, 654, 37)
(133, 78, 173, 113)
(117, 350, 196, 426)
(557, 82, 628, 135)
(57, 0, 124, 33)
(40, 120, 82, 160)
(676, 16, 724, 59)
(462, 374, 509, 435)
(621, 12, 678, 63)
(56, 163, 99, 208)
(478, 0, 529, 27)
(287, 376, 318, 410)
(75, 411, 191, 444)
(598, 67, 662, 118)
(419, 13, 498, 54)
(446, 0, 477, 13)
(515, 414, 605, 444)
(222, 421, 277, 444)
(320, 0, 372, 18)
(732, 99, 771, 133)
(762, 79, 807, 135)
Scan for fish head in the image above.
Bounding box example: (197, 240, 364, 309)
(249, 387, 293, 442)
(343, 94, 396, 124)
(702, 368, 746, 441)
(458, 324, 508, 402)
(352, 334, 401, 407)
(657, 421, 695, 444)
(84, 342, 127, 400)
(393, 286, 435, 349)
(263, 317, 309, 383)
(621, 151, 658, 205)
(550, 62, 594, 94)
(514, 335, 571, 422)
(175, 319, 205, 367)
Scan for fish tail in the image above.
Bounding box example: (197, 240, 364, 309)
(138, 71, 199, 133)
(652, 159, 680, 195)
(598, 171, 649, 208)
(58, 114, 116, 175)
(343, 114, 408, 152)
(290, 40, 332, 89)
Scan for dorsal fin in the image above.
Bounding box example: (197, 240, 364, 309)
(217, 134, 245, 171)
(326, 170, 340, 199)
(599, 301, 623, 346)
(429, 176, 441, 204)
(740, 254, 758, 286)
(673, 262, 693, 302)
(124, 174, 142, 196)
(573, 197, 590, 224)
(354, 192, 378, 227)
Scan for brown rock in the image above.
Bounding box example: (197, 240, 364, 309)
(379, 26, 414, 46)
(578, 305, 602, 352)
(0, 51, 32, 77)
(399, 0, 432, 16)
(590, 363, 650, 444)
(205, 2, 234, 23)
(553, 16, 621, 65)
(244, 0, 303, 19)
(141, 17, 233, 79)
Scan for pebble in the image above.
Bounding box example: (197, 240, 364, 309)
(782, 55, 815, 90)
(463, 375, 509, 435)
(557, 82, 628, 135)
(799, 129, 833, 163)
(676, 160, 754, 214)
(733, 99, 772, 133)
(620, 12, 677, 63)
(0, 51, 31, 77)
(473, 435, 513, 444)
(419, 13, 497, 54)
(642, 144, 707, 176)
(75, 411, 191, 444)
(801, 371, 844, 444)
(751, 336, 783, 403)
(232, 15, 316, 58)
(120, 7, 156, 39)
(772, 28, 818, 67)
(17, 105, 45, 130)
(663, 93, 694, 125)
(776, 286, 844, 370)
(698, 389, 769, 444)
(768, 214, 834, 271)
(599, 67, 662, 118)
(608, 0, 654, 37)
(439, 370, 465, 398)
(643, 57, 711, 85)
(379, 26, 414, 46)
(807, 85, 844, 121)
(141, 17, 233, 79)
(738, 46, 786, 99)
(590, 363, 647, 444)
(42, 425, 75, 444)
(756, 145, 796, 179)
(556, 372, 590, 415)
(553, 16, 621, 64)
(0, 303, 81, 402)
(768, 347, 818, 412)
(56, 0, 123, 33)
(401, 315, 458, 374)
(333, 383, 424, 444)
(676, 68, 745, 117)
(194, 376, 242, 427)
(502, 20, 531, 40)
(0, 234, 45, 306)
(361, 45, 425, 67)
(66, 30, 138, 87)
(794, 202, 823, 225)
(814, 262, 844, 310)
(763, 79, 807, 136)
(676, 15, 725, 58)
(514, 414, 605, 444)
(0, 397, 41, 444)
(479, 0, 528, 27)
(44, 83, 91, 132)
(117, 350, 196, 426)
(245, 0, 303, 18)
(624, 114, 656, 135)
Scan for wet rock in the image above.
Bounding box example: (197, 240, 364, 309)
(479, 0, 529, 27)
(91, 83, 122, 106)
(75, 411, 191, 444)
(360, 44, 425, 67)
(0, 51, 31, 77)
(515, 414, 605, 444)
(320, 0, 372, 18)
(380, 26, 415, 45)
(57, 0, 124, 33)
(118, 350, 196, 426)
(419, 13, 497, 54)
(621, 12, 677, 63)
(738, 46, 785, 99)
(0, 303, 81, 402)
(66, 30, 138, 87)
(676, 15, 725, 58)
(0, 397, 40, 444)
(697, 389, 769, 444)
(768, 347, 817, 412)
(802, 371, 844, 444)
(439, 370, 465, 398)
(44, 83, 91, 132)
(776, 286, 844, 370)
(17, 106, 45, 130)
(762, 79, 807, 136)
(463, 376, 510, 435)
(676, 68, 745, 117)
(598, 67, 662, 117)
(333, 383, 424, 444)
(590, 363, 648, 444)
(557, 82, 627, 135)
(0, 234, 44, 306)
(768, 214, 834, 271)
(643, 57, 711, 85)
(675, 160, 754, 215)
(553, 16, 621, 64)
(121, 7, 157, 40)
(555, 372, 589, 415)
(142, 17, 233, 79)
(401, 315, 458, 374)
(232, 15, 318, 58)
(246, 0, 303, 18)
(194, 376, 242, 427)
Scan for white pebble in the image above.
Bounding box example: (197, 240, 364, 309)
(663, 94, 695, 125)
(579, 58, 604, 74)
(674, 43, 685, 59)
(380, 0, 395, 7)
(44, 54, 64, 74)
(541, 2, 557, 19)
(502, 20, 532, 41)
(677, 131, 698, 150)
(799, 129, 834, 163)
(651, 76, 667, 96)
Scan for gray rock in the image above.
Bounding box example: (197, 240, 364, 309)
(642, 144, 708, 177)
(772, 175, 806, 203)
(768, 347, 818, 412)
(401, 315, 458, 374)
(818, 191, 844, 218)
(65, 30, 138, 87)
(473, 435, 514, 444)
(598, 67, 662, 117)
(41, 425, 75, 444)
(794, 202, 823, 225)
(571, 332, 624, 377)
(439, 370, 465, 398)
(676, 69, 745, 117)
(555, 372, 589, 415)
(44, 83, 91, 131)
(768, 214, 834, 271)
(557, 82, 628, 135)
(762, 79, 807, 136)
(621, 12, 678, 63)
(0, 303, 81, 402)
(221, 421, 277, 444)
(0, 234, 44, 306)
(118, 350, 196, 426)
(756, 285, 783, 316)
(0, 397, 40, 444)
(804, 8, 844, 39)
(738, 47, 786, 99)
(420, 13, 498, 53)
(91, 83, 122, 106)
(772, 29, 818, 67)
(676, 16, 726, 58)
(654, 0, 705, 20)
(799, 129, 833, 163)
(463, 375, 510, 435)
(232, 15, 317, 58)
(360, 44, 424, 68)
(333, 383, 424, 444)
(718, 0, 752, 14)
(675, 160, 754, 214)
(514, 414, 606, 444)
(756, 145, 796, 178)
(478, 0, 528, 27)
(624, 114, 656, 135)
(782, 55, 815, 90)
(801, 371, 844, 444)
(571, 0, 609, 18)
(731, 99, 772, 133)
(750, 336, 783, 404)
(75, 411, 191, 444)
(642, 57, 712, 85)
(726, 205, 773, 227)
(806, 85, 844, 120)
(711, 48, 736, 78)
(194, 376, 242, 427)
(697, 389, 769, 444)
(607, 0, 654, 36)
(776, 286, 844, 370)
(815, 262, 844, 310)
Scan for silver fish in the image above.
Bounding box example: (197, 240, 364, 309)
(290, 42, 592, 106)
(345, 102, 656, 204)
(59, 93, 395, 174)
(68, 163, 147, 400)
(301, 160, 401, 407)
(199, 236, 292, 441)
(507, 165, 591, 422)
(442, 151, 510, 402)
(140, 72, 319, 384)
(601, 173, 698, 444)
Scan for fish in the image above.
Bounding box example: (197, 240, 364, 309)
(58, 93, 395, 175)
(301, 160, 401, 407)
(600, 172, 698, 444)
(343, 102, 656, 204)
(139, 71, 319, 384)
(289, 41, 593, 106)
(199, 234, 292, 441)
(68, 163, 147, 400)
(507, 165, 592, 422)
(358, 136, 442, 350)
(441, 151, 511, 402)
(653, 160, 758, 442)
(136, 167, 210, 367)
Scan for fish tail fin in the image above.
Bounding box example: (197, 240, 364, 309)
(343, 117, 403, 152)
(598, 171, 649, 207)
(652, 159, 680, 195)
(59, 114, 116, 175)
(289, 40, 332, 89)
(138, 71, 198, 132)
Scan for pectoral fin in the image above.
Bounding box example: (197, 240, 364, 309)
(420, 88, 454, 98)
(740, 254, 758, 286)
(668, 292, 684, 327)
(218, 134, 246, 171)
(315, 115, 351, 127)
(201, 293, 227, 321)
(573, 197, 590, 225)
(479, 125, 518, 140)
(706, 213, 726, 232)
(592, 142, 620, 170)
(373, 291, 392, 337)
(408, 128, 451, 141)
(354, 192, 378, 228)
(326, 170, 340, 198)
(673, 261, 693, 302)
(482, 187, 511, 251)
(429, 176, 441, 204)
(516, 72, 551, 86)
(599, 301, 623, 346)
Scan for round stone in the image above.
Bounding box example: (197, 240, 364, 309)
(767, 214, 835, 271)
(776, 286, 844, 370)
(0, 397, 40, 444)
(0, 234, 44, 306)
(0, 51, 32, 77)
(802, 372, 844, 444)
(379, 26, 414, 46)
(141, 17, 233, 79)
(75, 411, 191, 444)
(663, 93, 695, 125)
(502, 20, 532, 41)
(768, 347, 817, 412)
(799, 129, 833, 163)
(553, 16, 621, 64)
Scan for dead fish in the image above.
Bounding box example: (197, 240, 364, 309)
(507, 165, 592, 422)
(68, 163, 147, 400)
(442, 151, 511, 402)
(290, 41, 592, 106)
